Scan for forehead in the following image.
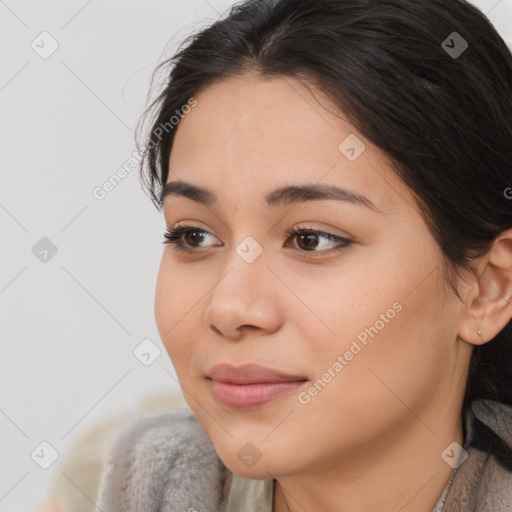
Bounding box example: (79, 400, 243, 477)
(167, 74, 409, 214)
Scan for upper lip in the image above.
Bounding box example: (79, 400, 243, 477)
(208, 363, 307, 384)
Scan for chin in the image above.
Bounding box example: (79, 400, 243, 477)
(213, 444, 287, 480)
(208, 429, 303, 479)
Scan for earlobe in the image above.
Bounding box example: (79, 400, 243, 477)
(458, 310, 488, 347)
(457, 229, 512, 347)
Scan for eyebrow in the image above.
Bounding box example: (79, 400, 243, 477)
(160, 180, 380, 212)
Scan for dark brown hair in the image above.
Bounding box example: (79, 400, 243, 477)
(136, 0, 512, 414)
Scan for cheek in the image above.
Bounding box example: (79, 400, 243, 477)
(300, 249, 451, 427)
(154, 256, 199, 369)
(302, 237, 442, 369)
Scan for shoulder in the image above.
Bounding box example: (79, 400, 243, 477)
(469, 398, 512, 478)
(445, 399, 512, 511)
(97, 407, 233, 512)
(470, 399, 512, 454)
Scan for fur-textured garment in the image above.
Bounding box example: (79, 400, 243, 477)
(96, 399, 512, 511)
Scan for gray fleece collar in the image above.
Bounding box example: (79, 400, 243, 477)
(97, 399, 512, 512)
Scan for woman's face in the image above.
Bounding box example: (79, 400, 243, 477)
(155, 74, 471, 479)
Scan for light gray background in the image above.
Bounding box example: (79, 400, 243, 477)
(1, 0, 511, 510)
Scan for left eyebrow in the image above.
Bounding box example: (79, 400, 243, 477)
(160, 180, 381, 213)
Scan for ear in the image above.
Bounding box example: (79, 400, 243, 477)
(458, 229, 512, 346)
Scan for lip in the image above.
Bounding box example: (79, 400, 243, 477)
(208, 363, 307, 409)
(208, 363, 307, 384)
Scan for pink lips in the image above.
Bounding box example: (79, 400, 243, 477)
(208, 363, 307, 409)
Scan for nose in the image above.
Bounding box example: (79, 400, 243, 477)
(203, 241, 284, 341)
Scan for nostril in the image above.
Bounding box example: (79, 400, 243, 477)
(210, 324, 222, 336)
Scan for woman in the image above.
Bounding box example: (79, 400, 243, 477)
(97, 0, 512, 510)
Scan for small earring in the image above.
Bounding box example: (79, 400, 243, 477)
(477, 329, 483, 342)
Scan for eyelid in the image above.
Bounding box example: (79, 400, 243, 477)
(168, 220, 350, 240)
(289, 222, 351, 240)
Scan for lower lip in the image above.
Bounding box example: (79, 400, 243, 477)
(210, 379, 306, 409)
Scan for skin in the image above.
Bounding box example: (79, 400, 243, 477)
(154, 73, 512, 512)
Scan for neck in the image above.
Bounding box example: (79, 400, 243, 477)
(272, 405, 464, 512)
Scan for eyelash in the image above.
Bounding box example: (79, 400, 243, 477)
(162, 223, 352, 256)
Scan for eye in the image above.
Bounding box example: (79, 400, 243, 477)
(162, 223, 352, 255)
(284, 225, 351, 254)
(162, 223, 220, 252)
